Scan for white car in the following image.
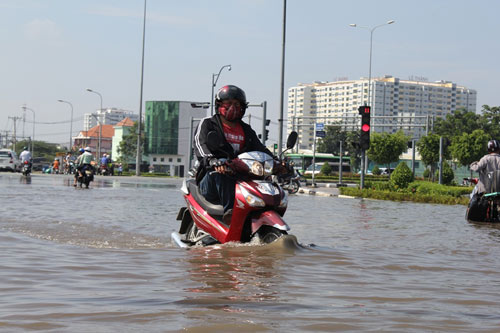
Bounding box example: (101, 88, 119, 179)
(0, 149, 21, 172)
(304, 163, 324, 175)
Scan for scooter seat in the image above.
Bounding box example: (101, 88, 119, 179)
(187, 179, 225, 217)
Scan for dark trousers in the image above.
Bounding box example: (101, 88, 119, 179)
(199, 172, 236, 213)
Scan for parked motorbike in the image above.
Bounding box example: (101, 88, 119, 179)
(172, 131, 298, 247)
(77, 166, 95, 188)
(278, 162, 302, 194)
(22, 161, 31, 176)
(466, 172, 500, 223)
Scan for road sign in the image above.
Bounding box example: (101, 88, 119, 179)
(316, 123, 324, 131)
(316, 130, 326, 138)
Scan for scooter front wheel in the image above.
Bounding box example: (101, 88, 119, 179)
(258, 226, 286, 244)
(289, 180, 300, 194)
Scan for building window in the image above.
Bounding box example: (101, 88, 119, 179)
(177, 158, 181, 163)
(169, 158, 173, 162)
(161, 158, 164, 162)
(153, 157, 157, 162)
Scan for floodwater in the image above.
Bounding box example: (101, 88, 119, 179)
(1, 173, 500, 332)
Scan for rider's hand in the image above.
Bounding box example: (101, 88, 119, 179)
(209, 158, 228, 174)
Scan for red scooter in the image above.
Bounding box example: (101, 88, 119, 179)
(172, 131, 298, 247)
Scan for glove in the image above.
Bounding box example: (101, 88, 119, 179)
(209, 158, 226, 168)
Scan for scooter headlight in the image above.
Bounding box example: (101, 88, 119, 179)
(239, 184, 265, 207)
(250, 161, 264, 177)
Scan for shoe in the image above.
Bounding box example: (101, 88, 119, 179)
(223, 209, 233, 225)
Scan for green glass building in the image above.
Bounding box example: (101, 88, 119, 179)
(145, 101, 180, 155)
(144, 101, 207, 176)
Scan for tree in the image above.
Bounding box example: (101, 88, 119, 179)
(345, 131, 362, 172)
(435, 161, 455, 185)
(117, 121, 144, 163)
(479, 105, 500, 139)
(417, 134, 450, 182)
(14, 139, 67, 160)
(434, 108, 481, 139)
(390, 162, 414, 189)
(367, 131, 409, 169)
(317, 127, 362, 172)
(450, 129, 489, 178)
(317, 124, 345, 155)
(320, 162, 332, 176)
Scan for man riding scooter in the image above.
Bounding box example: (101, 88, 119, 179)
(193, 85, 282, 224)
(19, 146, 32, 174)
(74, 147, 95, 187)
(468, 139, 500, 221)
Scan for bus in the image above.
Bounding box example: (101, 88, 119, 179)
(285, 153, 351, 173)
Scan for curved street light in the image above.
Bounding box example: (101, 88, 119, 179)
(349, 20, 395, 189)
(86, 88, 103, 158)
(58, 99, 73, 150)
(210, 64, 232, 116)
(349, 20, 395, 106)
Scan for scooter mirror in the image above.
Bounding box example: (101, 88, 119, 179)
(286, 131, 298, 149)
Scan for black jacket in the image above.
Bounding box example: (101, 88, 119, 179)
(193, 114, 273, 183)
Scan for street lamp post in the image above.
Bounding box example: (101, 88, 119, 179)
(58, 100, 73, 150)
(22, 105, 35, 157)
(349, 20, 395, 106)
(350, 20, 395, 189)
(86, 88, 103, 158)
(210, 64, 231, 116)
(135, 0, 147, 176)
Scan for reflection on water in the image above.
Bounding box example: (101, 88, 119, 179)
(2, 173, 500, 331)
(19, 175, 31, 184)
(184, 237, 299, 296)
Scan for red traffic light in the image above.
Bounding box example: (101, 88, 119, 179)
(358, 105, 371, 115)
(361, 124, 370, 132)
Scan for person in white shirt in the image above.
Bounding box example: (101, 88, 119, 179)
(19, 147, 32, 163)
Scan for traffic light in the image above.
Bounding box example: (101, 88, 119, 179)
(358, 105, 371, 150)
(261, 119, 270, 144)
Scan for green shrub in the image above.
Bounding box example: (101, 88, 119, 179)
(339, 187, 469, 205)
(423, 168, 430, 179)
(372, 165, 381, 175)
(434, 161, 455, 185)
(320, 162, 332, 176)
(390, 162, 414, 189)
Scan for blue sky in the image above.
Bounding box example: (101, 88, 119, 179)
(1, 0, 499, 146)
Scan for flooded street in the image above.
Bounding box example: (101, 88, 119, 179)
(1, 173, 500, 332)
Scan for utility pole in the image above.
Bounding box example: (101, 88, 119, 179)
(8, 116, 22, 151)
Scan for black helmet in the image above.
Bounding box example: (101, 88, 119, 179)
(23, 146, 28, 150)
(215, 85, 248, 121)
(488, 139, 500, 152)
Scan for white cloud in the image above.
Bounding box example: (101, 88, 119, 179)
(24, 18, 62, 42)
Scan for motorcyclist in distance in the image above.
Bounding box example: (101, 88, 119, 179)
(19, 146, 32, 172)
(193, 85, 276, 223)
(73, 148, 85, 186)
(470, 139, 500, 196)
(75, 147, 95, 183)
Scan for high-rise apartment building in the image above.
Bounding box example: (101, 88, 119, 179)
(288, 76, 476, 151)
(84, 108, 139, 131)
